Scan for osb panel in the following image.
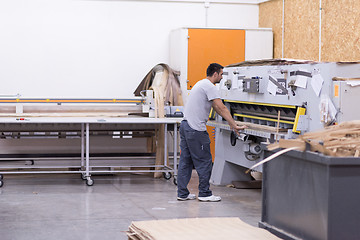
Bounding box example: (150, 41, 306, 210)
(321, 0, 360, 61)
(259, 0, 282, 58)
(259, 0, 318, 60)
(284, 0, 319, 60)
(259, 0, 360, 62)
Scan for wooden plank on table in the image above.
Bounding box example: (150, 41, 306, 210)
(332, 77, 360, 81)
(154, 125, 166, 178)
(0, 112, 130, 117)
(234, 120, 289, 132)
(207, 120, 289, 132)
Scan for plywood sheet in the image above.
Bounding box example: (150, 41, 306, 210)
(321, 0, 360, 61)
(284, 0, 319, 60)
(259, 0, 282, 59)
(127, 217, 280, 240)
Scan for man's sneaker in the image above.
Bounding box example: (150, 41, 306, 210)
(177, 193, 196, 201)
(198, 195, 221, 202)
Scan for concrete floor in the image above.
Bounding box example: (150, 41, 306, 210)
(0, 171, 262, 240)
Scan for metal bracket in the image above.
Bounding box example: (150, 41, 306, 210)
(243, 78, 260, 93)
(296, 115, 309, 131)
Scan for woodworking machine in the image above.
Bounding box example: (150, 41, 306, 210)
(209, 59, 360, 185)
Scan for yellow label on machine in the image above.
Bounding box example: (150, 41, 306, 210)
(293, 107, 306, 133)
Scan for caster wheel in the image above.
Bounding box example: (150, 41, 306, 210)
(86, 179, 94, 186)
(0, 174, 3, 180)
(163, 172, 172, 180)
(173, 177, 177, 185)
(81, 174, 87, 180)
(0, 181, 3, 188)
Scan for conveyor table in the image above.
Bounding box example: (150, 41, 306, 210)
(0, 116, 181, 187)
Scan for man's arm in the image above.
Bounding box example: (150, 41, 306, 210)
(212, 98, 247, 133)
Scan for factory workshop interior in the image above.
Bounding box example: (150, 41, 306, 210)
(1, 0, 360, 239)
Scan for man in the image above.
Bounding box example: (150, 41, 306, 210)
(177, 63, 246, 202)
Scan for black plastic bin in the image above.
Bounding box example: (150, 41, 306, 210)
(259, 149, 360, 240)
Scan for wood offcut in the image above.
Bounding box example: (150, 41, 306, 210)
(268, 120, 360, 157)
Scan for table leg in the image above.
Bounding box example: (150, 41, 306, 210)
(80, 123, 86, 180)
(173, 123, 178, 184)
(85, 123, 93, 186)
(164, 124, 168, 167)
(81, 123, 84, 170)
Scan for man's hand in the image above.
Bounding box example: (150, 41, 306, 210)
(231, 124, 247, 136)
(212, 99, 248, 136)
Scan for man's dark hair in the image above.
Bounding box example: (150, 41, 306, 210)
(206, 63, 224, 77)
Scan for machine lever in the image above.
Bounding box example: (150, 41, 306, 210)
(230, 131, 249, 146)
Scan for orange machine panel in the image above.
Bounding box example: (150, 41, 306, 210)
(187, 28, 245, 89)
(206, 125, 216, 162)
(187, 28, 245, 162)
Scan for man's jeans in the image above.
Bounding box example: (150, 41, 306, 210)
(177, 120, 213, 198)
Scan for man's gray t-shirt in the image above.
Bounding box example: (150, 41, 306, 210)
(184, 79, 220, 131)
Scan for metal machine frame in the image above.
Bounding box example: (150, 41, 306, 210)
(209, 60, 360, 185)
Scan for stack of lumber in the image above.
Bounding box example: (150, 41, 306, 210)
(226, 58, 318, 67)
(134, 63, 184, 177)
(127, 217, 280, 240)
(133, 63, 183, 114)
(268, 120, 360, 157)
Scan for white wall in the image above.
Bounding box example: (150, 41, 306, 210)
(0, 0, 259, 98)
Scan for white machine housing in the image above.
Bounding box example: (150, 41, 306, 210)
(210, 60, 360, 185)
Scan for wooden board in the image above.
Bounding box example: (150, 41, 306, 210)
(208, 120, 289, 133)
(127, 217, 280, 240)
(154, 125, 166, 178)
(234, 120, 289, 132)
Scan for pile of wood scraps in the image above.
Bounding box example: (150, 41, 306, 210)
(268, 120, 360, 157)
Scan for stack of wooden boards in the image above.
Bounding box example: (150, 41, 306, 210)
(134, 63, 183, 118)
(268, 120, 360, 157)
(127, 217, 280, 240)
(134, 63, 184, 178)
